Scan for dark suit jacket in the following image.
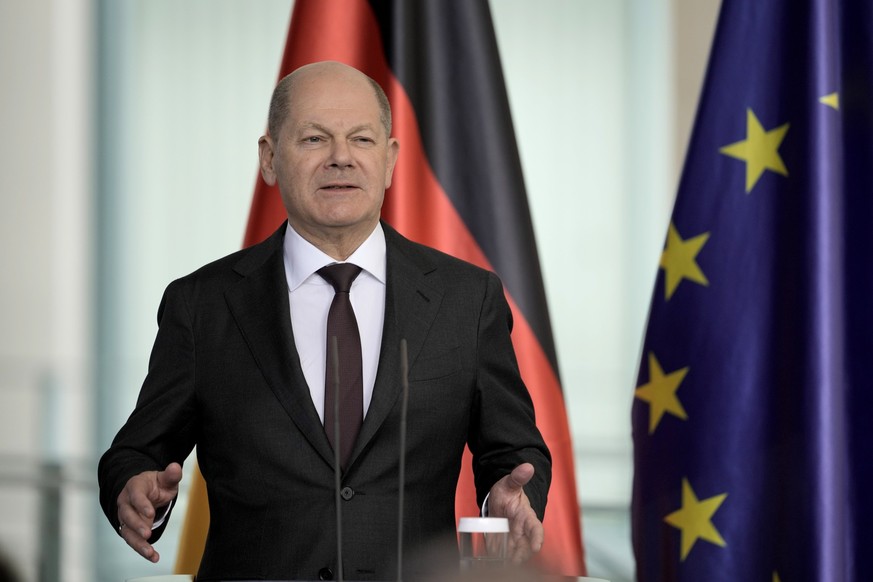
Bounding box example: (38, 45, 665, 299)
(98, 222, 551, 581)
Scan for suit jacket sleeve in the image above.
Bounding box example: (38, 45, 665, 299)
(97, 279, 199, 539)
(468, 270, 551, 519)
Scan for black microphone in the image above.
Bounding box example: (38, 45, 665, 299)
(396, 339, 409, 582)
(330, 335, 344, 582)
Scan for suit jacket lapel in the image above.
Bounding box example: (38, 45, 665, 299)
(349, 225, 443, 467)
(224, 225, 336, 467)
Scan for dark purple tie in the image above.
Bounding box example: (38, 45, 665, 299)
(318, 263, 363, 469)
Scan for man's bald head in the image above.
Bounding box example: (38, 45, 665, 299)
(267, 61, 392, 140)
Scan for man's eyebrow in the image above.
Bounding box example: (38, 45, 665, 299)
(297, 122, 377, 134)
(296, 122, 329, 134)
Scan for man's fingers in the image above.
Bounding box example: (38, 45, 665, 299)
(526, 516, 545, 552)
(507, 463, 535, 490)
(507, 512, 544, 563)
(149, 463, 183, 509)
(157, 462, 183, 490)
(119, 474, 158, 533)
(486, 463, 543, 564)
(118, 501, 153, 540)
(507, 532, 533, 564)
(118, 521, 161, 563)
(127, 486, 157, 521)
(116, 466, 182, 560)
(133, 463, 182, 514)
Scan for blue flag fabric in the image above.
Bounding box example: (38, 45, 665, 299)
(632, 1, 873, 581)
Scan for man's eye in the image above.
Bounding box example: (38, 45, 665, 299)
(303, 136, 323, 143)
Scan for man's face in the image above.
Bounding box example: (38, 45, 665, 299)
(258, 66, 399, 244)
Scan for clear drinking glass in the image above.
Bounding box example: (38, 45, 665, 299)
(458, 517, 509, 571)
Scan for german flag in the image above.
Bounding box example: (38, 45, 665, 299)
(176, 0, 585, 575)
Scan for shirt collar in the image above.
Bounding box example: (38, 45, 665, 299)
(283, 221, 387, 292)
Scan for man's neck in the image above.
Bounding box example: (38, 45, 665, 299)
(287, 219, 379, 261)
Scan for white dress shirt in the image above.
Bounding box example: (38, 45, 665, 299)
(283, 222, 387, 422)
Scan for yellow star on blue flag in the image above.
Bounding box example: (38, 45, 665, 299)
(660, 222, 710, 300)
(719, 108, 789, 193)
(634, 353, 688, 433)
(663, 478, 727, 561)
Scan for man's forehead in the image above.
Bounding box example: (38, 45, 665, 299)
(292, 69, 373, 101)
(289, 87, 383, 127)
(292, 83, 379, 113)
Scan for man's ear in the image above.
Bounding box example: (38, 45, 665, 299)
(258, 135, 277, 186)
(384, 137, 400, 189)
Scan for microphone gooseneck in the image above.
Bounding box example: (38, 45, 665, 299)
(330, 335, 344, 582)
(397, 339, 409, 582)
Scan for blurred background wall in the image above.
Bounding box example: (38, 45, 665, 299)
(0, 0, 719, 580)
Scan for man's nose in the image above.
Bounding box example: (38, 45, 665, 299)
(327, 139, 353, 167)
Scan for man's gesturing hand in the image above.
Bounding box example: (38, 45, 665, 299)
(487, 463, 545, 564)
(116, 462, 183, 563)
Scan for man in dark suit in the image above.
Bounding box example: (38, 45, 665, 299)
(98, 61, 551, 581)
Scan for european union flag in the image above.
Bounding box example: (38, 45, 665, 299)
(632, 1, 873, 580)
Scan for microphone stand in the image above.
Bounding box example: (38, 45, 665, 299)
(330, 336, 344, 582)
(397, 339, 409, 582)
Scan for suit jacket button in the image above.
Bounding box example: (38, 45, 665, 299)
(341, 486, 354, 500)
(318, 566, 334, 580)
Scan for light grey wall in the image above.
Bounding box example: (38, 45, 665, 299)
(1, 0, 95, 579)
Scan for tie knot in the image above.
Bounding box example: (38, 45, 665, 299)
(318, 263, 362, 293)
